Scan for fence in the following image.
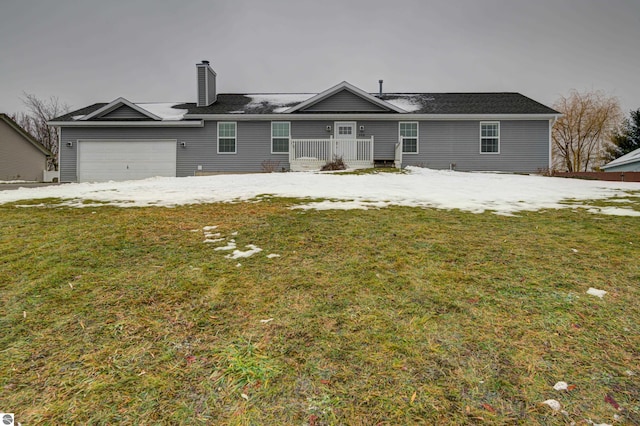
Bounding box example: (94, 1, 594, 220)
(551, 171, 640, 182)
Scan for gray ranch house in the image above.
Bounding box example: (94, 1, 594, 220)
(49, 61, 560, 182)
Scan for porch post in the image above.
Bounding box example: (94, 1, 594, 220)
(329, 136, 334, 161)
(370, 135, 375, 163)
(289, 140, 295, 164)
(394, 142, 403, 168)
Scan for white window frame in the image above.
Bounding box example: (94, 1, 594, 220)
(271, 121, 290, 154)
(399, 122, 419, 154)
(217, 122, 237, 154)
(480, 121, 500, 154)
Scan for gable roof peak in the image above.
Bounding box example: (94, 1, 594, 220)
(80, 97, 162, 121)
(283, 81, 406, 113)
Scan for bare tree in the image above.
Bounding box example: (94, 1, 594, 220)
(552, 90, 622, 172)
(12, 93, 70, 171)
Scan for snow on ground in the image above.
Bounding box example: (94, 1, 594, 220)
(0, 167, 638, 216)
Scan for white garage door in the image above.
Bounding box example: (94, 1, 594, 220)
(77, 139, 177, 182)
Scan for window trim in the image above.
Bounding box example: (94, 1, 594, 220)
(479, 121, 500, 154)
(399, 121, 419, 154)
(217, 121, 237, 154)
(271, 121, 290, 154)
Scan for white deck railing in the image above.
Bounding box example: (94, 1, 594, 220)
(289, 136, 374, 171)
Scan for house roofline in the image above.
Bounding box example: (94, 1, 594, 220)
(0, 113, 52, 156)
(80, 97, 163, 121)
(183, 113, 561, 121)
(601, 148, 640, 169)
(47, 120, 204, 127)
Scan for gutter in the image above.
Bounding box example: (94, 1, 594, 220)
(47, 120, 204, 127)
(549, 115, 559, 170)
(183, 113, 561, 121)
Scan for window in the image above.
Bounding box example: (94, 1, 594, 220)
(400, 122, 418, 153)
(480, 122, 500, 154)
(337, 124, 353, 136)
(218, 122, 236, 154)
(271, 122, 290, 153)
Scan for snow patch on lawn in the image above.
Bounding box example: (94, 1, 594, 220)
(587, 288, 607, 298)
(214, 240, 237, 251)
(542, 399, 562, 411)
(225, 244, 263, 259)
(553, 381, 569, 391)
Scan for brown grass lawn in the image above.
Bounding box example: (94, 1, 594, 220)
(0, 197, 639, 425)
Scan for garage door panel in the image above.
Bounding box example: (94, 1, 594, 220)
(78, 140, 177, 182)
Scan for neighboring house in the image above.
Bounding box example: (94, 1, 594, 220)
(49, 61, 560, 183)
(0, 113, 51, 181)
(601, 147, 640, 172)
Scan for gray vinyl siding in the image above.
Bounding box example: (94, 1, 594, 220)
(404, 120, 549, 172)
(0, 121, 48, 181)
(100, 105, 150, 120)
(207, 68, 216, 104)
(58, 119, 551, 182)
(197, 67, 206, 106)
(358, 121, 398, 160)
(290, 121, 333, 138)
(59, 122, 292, 181)
(302, 90, 388, 112)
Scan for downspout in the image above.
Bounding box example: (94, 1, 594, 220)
(56, 126, 61, 178)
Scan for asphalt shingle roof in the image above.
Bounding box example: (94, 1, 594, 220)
(52, 92, 558, 121)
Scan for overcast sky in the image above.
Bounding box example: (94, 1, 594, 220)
(1, 0, 638, 116)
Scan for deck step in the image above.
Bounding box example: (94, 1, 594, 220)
(374, 160, 395, 168)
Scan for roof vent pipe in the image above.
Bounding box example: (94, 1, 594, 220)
(378, 79, 383, 97)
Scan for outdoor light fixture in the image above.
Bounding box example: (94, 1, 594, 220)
(180, 142, 186, 148)
(66, 141, 73, 147)
(359, 125, 365, 131)
(326, 125, 331, 132)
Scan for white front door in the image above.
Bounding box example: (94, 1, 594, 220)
(334, 121, 356, 159)
(335, 122, 356, 140)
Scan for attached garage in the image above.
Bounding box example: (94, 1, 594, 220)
(77, 139, 177, 182)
